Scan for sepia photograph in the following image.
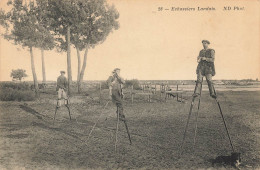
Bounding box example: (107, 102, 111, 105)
(0, 0, 259, 169)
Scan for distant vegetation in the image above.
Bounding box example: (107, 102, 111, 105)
(0, 82, 35, 101)
(0, 0, 120, 96)
(221, 79, 257, 86)
(10, 69, 28, 82)
(124, 79, 142, 90)
(0, 78, 258, 101)
(101, 79, 141, 90)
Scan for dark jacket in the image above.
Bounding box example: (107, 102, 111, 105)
(107, 74, 125, 95)
(56, 75, 68, 91)
(196, 48, 216, 76)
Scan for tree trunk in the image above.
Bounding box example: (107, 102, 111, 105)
(41, 48, 46, 85)
(78, 46, 89, 93)
(76, 46, 81, 93)
(66, 26, 72, 95)
(30, 46, 39, 97)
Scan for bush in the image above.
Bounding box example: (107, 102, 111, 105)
(99, 79, 141, 90)
(100, 81, 109, 89)
(0, 82, 31, 90)
(0, 82, 35, 101)
(124, 79, 141, 90)
(0, 88, 35, 101)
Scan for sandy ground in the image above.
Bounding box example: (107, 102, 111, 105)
(0, 90, 259, 169)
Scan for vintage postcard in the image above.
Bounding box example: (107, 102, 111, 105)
(0, 0, 259, 169)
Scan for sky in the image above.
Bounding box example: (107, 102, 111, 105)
(0, 0, 259, 81)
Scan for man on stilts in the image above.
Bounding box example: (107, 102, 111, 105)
(193, 40, 217, 98)
(180, 40, 235, 155)
(107, 68, 132, 150)
(107, 68, 126, 121)
(54, 71, 71, 123)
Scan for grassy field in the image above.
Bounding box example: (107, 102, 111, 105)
(0, 84, 259, 169)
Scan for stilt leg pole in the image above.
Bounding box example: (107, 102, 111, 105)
(180, 97, 195, 155)
(123, 119, 132, 145)
(213, 87, 235, 152)
(86, 101, 110, 142)
(180, 79, 201, 155)
(65, 98, 71, 120)
(65, 104, 71, 120)
(193, 78, 203, 148)
(53, 100, 59, 124)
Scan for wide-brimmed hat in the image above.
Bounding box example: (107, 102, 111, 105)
(202, 40, 210, 44)
(60, 71, 65, 74)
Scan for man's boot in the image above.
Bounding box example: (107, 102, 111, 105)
(192, 81, 202, 98)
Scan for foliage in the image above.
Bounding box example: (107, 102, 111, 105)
(10, 69, 28, 81)
(0, 0, 57, 97)
(124, 79, 141, 90)
(43, 0, 119, 51)
(0, 82, 31, 90)
(0, 82, 35, 101)
(2, 0, 55, 50)
(101, 81, 109, 89)
(0, 88, 35, 101)
(42, 0, 120, 93)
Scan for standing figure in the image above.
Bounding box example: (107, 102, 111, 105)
(107, 68, 126, 121)
(193, 40, 217, 98)
(56, 71, 69, 107)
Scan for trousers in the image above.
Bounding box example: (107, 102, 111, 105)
(195, 70, 216, 97)
(57, 88, 68, 107)
(111, 89, 125, 120)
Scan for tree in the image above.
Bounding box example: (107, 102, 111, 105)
(34, 1, 55, 85)
(0, 0, 54, 96)
(42, 0, 120, 94)
(46, 0, 120, 93)
(74, 0, 120, 93)
(42, 0, 78, 95)
(10, 69, 28, 81)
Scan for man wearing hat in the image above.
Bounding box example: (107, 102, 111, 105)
(193, 40, 217, 98)
(107, 68, 126, 121)
(56, 71, 68, 107)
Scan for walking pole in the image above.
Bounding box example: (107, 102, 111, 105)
(213, 87, 235, 152)
(115, 106, 120, 152)
(193, 78, 203, 148)
(123, 119, 132, 145)
(180, 81, 199, 155)
(86, 101, 110, 142)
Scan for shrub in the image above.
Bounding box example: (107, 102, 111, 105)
(99, 79, 141, 90)
(0, 88, 35, 101)
(124, 79, 141, 90)
(0, 82, 35, 101)
(0, 82, 31, 90)
(101, 81, 109, 89)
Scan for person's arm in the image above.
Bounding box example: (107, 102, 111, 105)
(115, 74, 125, 84)
(197, 50, 202, 63)
(197, 56, 201, 63)
(205, 50, 215, 62)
